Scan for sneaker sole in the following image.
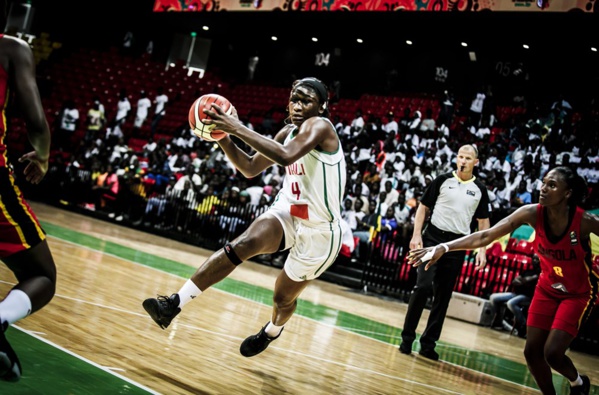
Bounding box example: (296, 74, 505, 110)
(142, 299, 169, 329)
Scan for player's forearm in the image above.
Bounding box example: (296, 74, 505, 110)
(446, 230, 496, 252)
(27, 120, 51, 161)
(217, 137, 270, 178)
(231, 127, 292, 166)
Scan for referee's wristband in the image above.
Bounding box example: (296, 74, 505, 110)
(440, 243, 449, 253)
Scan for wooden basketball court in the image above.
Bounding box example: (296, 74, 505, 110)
(0, 202, 596, 394)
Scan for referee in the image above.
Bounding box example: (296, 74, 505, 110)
(399, 144, 490, 361)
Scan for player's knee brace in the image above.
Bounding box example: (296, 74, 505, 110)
(224, 243, 243, 266)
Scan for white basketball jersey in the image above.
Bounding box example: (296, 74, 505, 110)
(279, 118, 346, 226)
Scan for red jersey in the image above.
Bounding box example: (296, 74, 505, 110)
(532, 205, 596, 296)
(0, 34, 9, 168)
(0, 34, 46, 258)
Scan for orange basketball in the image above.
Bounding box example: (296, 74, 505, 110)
(188, 93, 232, 142)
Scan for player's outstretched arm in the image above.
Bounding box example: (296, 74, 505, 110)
(409, 205, 536, 271)
(6, 35, 50, 184)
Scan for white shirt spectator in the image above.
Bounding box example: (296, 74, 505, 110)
(116, 96, 131, 124)
(60, 107, 79, 132)
(245, 185, 265, 206)
(383, 118, 398, 135)
(409, 111, 422, 130)
(174, 173, 202, 190)
(350, 113, 365, 136)
(384, 187, 400, 208)
(473, 125, 491, 140)
(154, 92, 168, 117)
(470, 92, 486, 114)
(394, 202, 411, 224)
(109, 140, 129, 163)
(105, 125, 124, 141)
(134, 93, 152, 128)
(143, 140, 157, 153)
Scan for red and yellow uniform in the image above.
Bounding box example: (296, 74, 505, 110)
(528, 205, 599, 337)
(0, 34, 45, 258)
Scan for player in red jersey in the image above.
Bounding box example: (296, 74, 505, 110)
(408, 166, 597, 395)
(0, 0, 57, 382)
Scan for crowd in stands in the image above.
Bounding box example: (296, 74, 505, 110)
(33, 75, 599, 271)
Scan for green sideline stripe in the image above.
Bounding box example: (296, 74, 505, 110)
(0, 327, 153, 394)
(41, 222, 595, 394)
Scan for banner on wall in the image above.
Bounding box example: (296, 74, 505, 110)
(153, 0, 596, 12)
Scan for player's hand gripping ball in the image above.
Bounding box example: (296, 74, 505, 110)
(188, 93, 232, 141)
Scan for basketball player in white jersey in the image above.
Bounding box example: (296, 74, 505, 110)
(143, 77, 347, 357)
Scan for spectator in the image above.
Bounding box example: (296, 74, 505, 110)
(378, 206, 399, 243)
(174, 164, 202, 192)
(92, 164, 119, 214)
(469, 86, 486, 127)
(438, 89, 454, 128)
(56, 99, 79, 152)
(134, 90, 152, 130)
(511, 179, 532, 208)
(350, 109, 365, 137)
(489, 255, 541, 338)
(419, 108, 436, 133)
(151, 87, 169, 138)
(409, 110, 422, 130)
(85, 100, 105, 143)
(341, 198, 359, 231)
(122, 31, 134, 55)
(114, 90, 131, 127)
(383, 111, 398, 135)
(353, 200, 380, 262)
(382, 179, 400, 207)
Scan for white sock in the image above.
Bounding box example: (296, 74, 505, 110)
(177, 280, 202, 308)
(265, 321, 284, 338)
(570, 374, 583, 387)
(0, 290, 32, 326)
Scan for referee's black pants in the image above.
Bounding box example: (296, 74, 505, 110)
(401, 225, 466, 351)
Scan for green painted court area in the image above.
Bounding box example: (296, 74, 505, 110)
(0, 222, 594, 394)
(0, 327, 155, 394)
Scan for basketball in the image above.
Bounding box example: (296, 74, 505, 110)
(188, 93, 232, 142)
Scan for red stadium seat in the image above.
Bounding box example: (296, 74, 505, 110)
(514, 240, 534, 256)
(506, 237, 518, 253)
